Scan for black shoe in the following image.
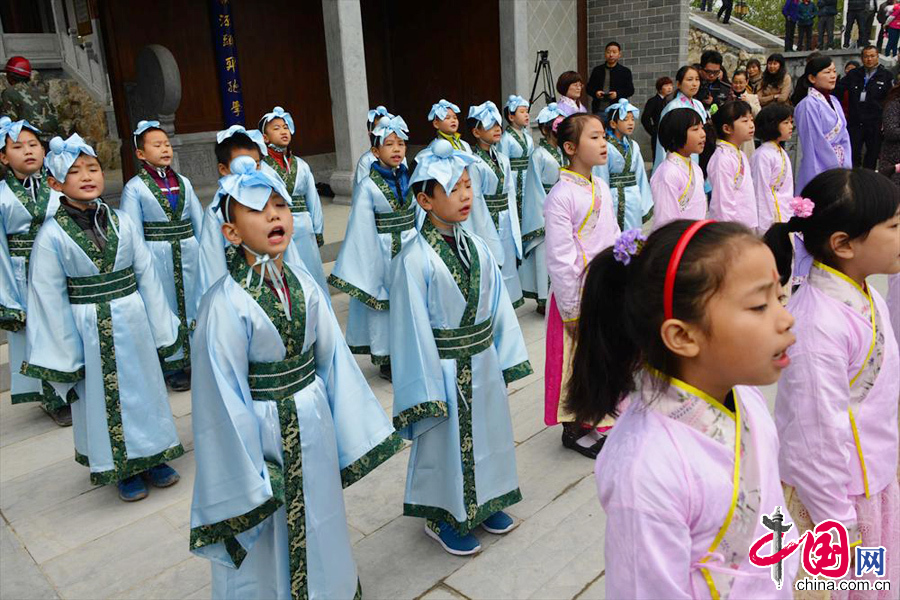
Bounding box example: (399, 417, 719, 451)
(379, 364, 392, 382)
(165, 370, 191, 392)
(536, 303, 546, 316)
(42, 404, 72, 427)
(561, 425, 607, 459)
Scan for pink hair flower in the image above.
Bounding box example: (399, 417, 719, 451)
(551, 116, 564, 133)
(790, 196, 815, 219)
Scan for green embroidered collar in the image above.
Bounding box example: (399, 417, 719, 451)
(54, 201, 120, 273)
(4, 168, 51, 220)
(539, 138, 564, 166)
(505, 126, 528, 155)
(420, 219, 481, 326)
(369, 166, 413, 211)
(263, 154, 298, 195)
(473, 145, 505, 193)
(606, 134, 632, 171)
(137, 167, 185, 221)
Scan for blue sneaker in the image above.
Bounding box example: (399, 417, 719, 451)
(145, 463, 180, 488)
(424, 520, 482, 556)
(481, 511, 517, 534)
(117, 475, 148, 502)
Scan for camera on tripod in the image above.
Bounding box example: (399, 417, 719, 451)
(529, 50, 556, 108)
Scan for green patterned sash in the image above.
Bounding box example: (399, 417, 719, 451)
(289, 195, 308, 213)
(433, 318, 494, 359)
(7, 232, 36, 259)
(607, 135, 633, 231)
(143, 219, 195, 242)
(67, 268, 137, 304)
(248, 348, 316, 401)
(369, 167, 415, 258)
(484, 194, 508, 228)
(4, 170, 51, 273)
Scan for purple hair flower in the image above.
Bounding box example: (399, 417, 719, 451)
(613, 228, 646, 265)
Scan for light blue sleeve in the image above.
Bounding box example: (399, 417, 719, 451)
(388, 246, 449, 440)
(481, 240, 532, 382)
(632, 141, 654, 222)
(302, 268, 401, 486)
(22, 224, 83, 394)
(124, 212, 181, 351)
(189, 285, 278, 569)
(119, 178, 146, 239)
(462, 161, 504, 265)
(592, 162, 610, 183)
(197, 205, 228, 297)
(354, 151, 373, 187)
(0, 215, 25, 327)
(298, 158, 323, 241)
(182, 177, 204, 240)
(521, 151, 547, 245)
(497, 132, 512, 158)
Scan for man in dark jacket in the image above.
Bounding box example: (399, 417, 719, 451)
(844, 0, 873, 47)
(642, 76, 674, 164)
(586, 42, 634, 116)
(697, 50, 734, 113)
(817, 0, 838, 49)
(843, 45, 893, 168)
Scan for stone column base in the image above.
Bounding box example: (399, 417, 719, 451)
(329, 170, 355, 203)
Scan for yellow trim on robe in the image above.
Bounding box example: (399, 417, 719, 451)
(560, 168, 596, 267)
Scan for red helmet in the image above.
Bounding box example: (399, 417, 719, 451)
(5, 56, 32, 78)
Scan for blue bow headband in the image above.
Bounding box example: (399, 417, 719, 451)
(506, 95, 530, 114)
(409, 139, 477, 194)
(216, 125, 267, 157)
(468, 101, 502, 130)
(132, 119, 162, 147)
(0, 116, 41, 144)
(44, 134, 97, 181)
(428, 99, 461, 122)
(605, 99, 640, 121)
(536, 103, 566, 124)
(372, 115, 409, 145)
(259, 106, 295, 135)
(367, 105, 393, 124)
(218, 155, 291, 216)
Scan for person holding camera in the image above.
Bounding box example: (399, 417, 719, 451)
(586, 42, 634, 117)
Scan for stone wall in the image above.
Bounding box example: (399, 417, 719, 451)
(586, 0, 689, 150)
(688, 27, 767, 75)
(0, 70, 120, 169)
(527, 0, 578, 115)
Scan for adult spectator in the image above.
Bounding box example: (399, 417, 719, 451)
(746, 59, 763, 92)
(863, 0, 880, 47)
(718, 0, 734, 24)
(817, 0, 838, 49)
(732, 69, 762, 158)
(877, 82, 900, 183)
(556, 71, 587, 116)
(842, 45, 893, 168)
(0, 56, 58, 143)
(586, 42, 634, 116)
(641, 76, 674, 163)
(885, 0, 900, 56)
(758, 53, 792, 107)
(837, 60, 861, 120)
(796, 0, 818, 50)
(875, 0, 894, 52)
(783, 0, 800, 51)
(697, 50, 734, 113)
(844, 0, 871, 47)
(700, 0, 714, 11)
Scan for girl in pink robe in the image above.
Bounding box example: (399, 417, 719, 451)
(750, 104, 795, 233)
(766, 168, 900, 596)
(543, 113, 620, 458)
(650, 108, 708, 231)
(568, 220, 800, 598)
(708, 100, 759, 230)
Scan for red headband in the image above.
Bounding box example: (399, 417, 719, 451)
(663, 220, 715, 321)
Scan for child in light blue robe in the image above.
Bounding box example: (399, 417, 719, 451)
(196, 126, 305, 298)
(497, 95, 534, 226)
(189, 156, 401, 599)
(390, 140, 532, 556)
(24, 134, 183, 499)
(354, 105, 390, 188)
(120, 120, 203, 387)
(520, 104, 567, 313)
(419, 99, 472, 158)
(329, 115, 422, 377)
(594, 100, 653, 231)
(466, 101, 524, 308)
(0, 117, 68, 423)
(258, 106, 328, 293)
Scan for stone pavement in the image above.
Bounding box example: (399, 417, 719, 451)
(1, 276, 889, 600)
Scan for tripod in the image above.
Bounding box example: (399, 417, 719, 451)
(529, 50, 556, 108)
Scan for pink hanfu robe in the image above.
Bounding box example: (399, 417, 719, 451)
(707, 140, 759, 230)
(795, 88, 852, 192)
(888, 273, 899, 346)
(596, 372, 800, 599)
(650, 152, 707, 231)
(776, 262, 900, 596)
(749, 141, 794, 233)
(543, 169, 620, 426)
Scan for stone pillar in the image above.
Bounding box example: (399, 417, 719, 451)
(499, 0, 531, 103)
(586, 0, 688, 150)
(322, 0, 370, 202)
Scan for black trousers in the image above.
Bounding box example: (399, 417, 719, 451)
(718, 0, 733, 23)
(785, 18, 796, 51)
(844, 9, 869, 46)
(818, 15, 835, 49)
(797, 24, 813, 49)
(700, 0, 714, 11)
(850, 122, 883, 170)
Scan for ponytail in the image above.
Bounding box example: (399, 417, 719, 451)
(565, 248, 639, 425)
(763, 221, 798, 286)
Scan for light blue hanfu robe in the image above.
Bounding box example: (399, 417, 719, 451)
(416, 134, 472, 162)
(0, 169, 64, 410)
(468, 145, 524, 308)
(262, 152, 328, 293)
(651, 91, 709, 175)
(328, 163, 423, 367)
(520, 140, 564, 308)
(23, 205, 184, 484)
(196, 181, 307, 299)
(497, 125, 534, 226)
(353, 150, 408, 190)
(594, 134, 653, 231)
(120, 168, 203, 371)
(389, 220, 532, 534)
(189, 253, 402, 600)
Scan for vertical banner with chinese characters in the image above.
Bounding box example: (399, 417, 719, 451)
(211, 0, 244, 126)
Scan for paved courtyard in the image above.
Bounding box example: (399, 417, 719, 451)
(1, 275, 889, 600)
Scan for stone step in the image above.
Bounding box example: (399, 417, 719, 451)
(691, 8, 782, 53)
